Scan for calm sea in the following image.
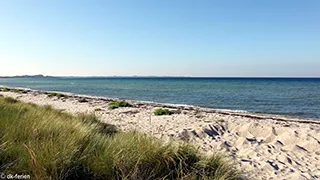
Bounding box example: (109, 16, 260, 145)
(1, 77, 319, 119)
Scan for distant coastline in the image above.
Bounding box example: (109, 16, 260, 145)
(0, 74, 319, 79)
(0, 74, 55, 78)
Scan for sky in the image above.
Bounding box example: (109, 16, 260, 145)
(0, 0, 319, 77)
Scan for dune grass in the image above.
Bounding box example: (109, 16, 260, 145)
(2, 87, 10, 92)
(11, 89, 20, 93)
(3, 97, 19, 103)
(108, 100, 132, 109)
(47, 92, 67, 98)
(0, 96, 243, 180)
(9, 89, 28, 94)
(0, 87, 28, 94)
(154, 108, 174, 116)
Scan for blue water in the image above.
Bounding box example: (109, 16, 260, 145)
(1, 77, 319, 119)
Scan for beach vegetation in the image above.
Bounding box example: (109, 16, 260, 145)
(78, 113, 118, 136)
(47, 92, 67, 98)
(47, 92, 57, 97)
(11, 89, 20, 93)
(2, 87, 10, 92)
(5, 89, 28, 94)
(43, 104, 53, 110)
(3, 97, 19, 103)
(0, 96, 242, 180)
(94, 108, 102, 111)
(154, 108, 174, 116)
(56, 93, 66, 98)
(108, 100, 132, 109)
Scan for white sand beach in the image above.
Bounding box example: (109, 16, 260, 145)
(1, 88, 319, 180)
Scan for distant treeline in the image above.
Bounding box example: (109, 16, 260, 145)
(0, 74, 55, 78)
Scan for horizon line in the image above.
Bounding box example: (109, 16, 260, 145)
(1, 75, 320, 78)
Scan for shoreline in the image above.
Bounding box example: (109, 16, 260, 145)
(1, 86, 320, 179)
(1, 85, 319, 124)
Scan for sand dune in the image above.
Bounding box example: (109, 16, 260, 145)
(1, 89, 319, 180)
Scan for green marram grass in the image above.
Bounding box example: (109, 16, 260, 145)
(2, 87, 10, 92)
(108, 100, 132, 109)
(47, 92, 67, 98)
(11, 89, 20, 93)
(0, 87, 28, 94)
(154, 108, 174, 116)
(3, 97, 19, 104)
(0, 96, 243, 180)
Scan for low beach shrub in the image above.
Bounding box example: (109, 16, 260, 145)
(94, 108, 102, 111)
(154, 108, 174, 115)
(108, 100, 132, 109)
(0, 96, 242, 180)
(2, 87, 10, 92)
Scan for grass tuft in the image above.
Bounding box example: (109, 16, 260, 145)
(2, 87, 10, 92)
(47, 92, 67, 98)
(78, 113, 118, 136)
(11, 89, 20, 93)
(1, 88, 29, 94)
(154, 108, 174, 116)
(56, 93, 66, 98)
(0, 96, 243, 180)
(4, 97, 19, 103)
(43, 105, 53, 110)
(47, 93, 57, 97)
(108, 100, 132, 109)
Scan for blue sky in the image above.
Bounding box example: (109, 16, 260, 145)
(0, 0, 319, 77)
